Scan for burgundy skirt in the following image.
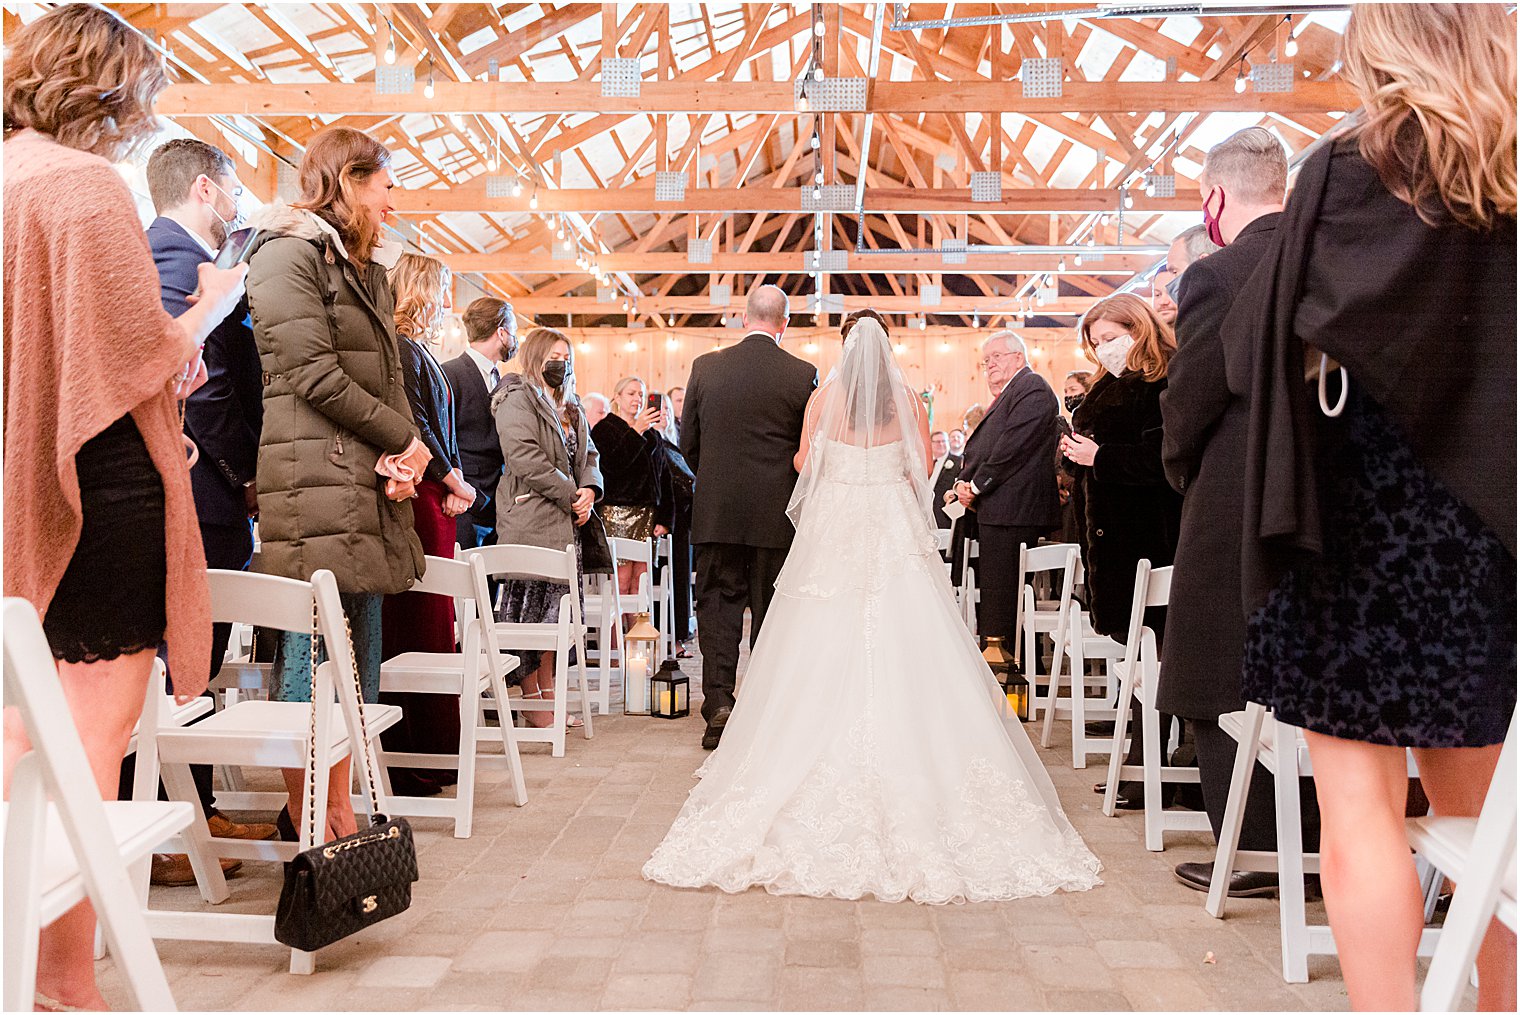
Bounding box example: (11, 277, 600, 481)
(381, 478, 460, 792)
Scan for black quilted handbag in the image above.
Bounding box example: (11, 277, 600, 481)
(273, 602, 419, 952)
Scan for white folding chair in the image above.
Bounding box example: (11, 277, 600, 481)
(377, 554, 527, 837)
(3, 599, 191, 1012)
(1100, 561, 1209, 850)
(1014, 543, 1079, 726)
(581, 537, 656, 715)
(467, 543, 594, 758)
(958, 537, 980, 631)
(1054, 595, 1123, 769)
(138, 568, 401, 975)
(1206, 702, 1436, 983)
(1411, 709, 1518, 1011)
(651, 533, 678, 662)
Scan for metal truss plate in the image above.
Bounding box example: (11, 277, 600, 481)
(654, 171, 686, 202)
(970, 171, 1003, 203)
(601, 58, 641, 97)
(801, 184, 855, 213)
(374, 66, 415, 95)
(1022, 58, 1064, 99)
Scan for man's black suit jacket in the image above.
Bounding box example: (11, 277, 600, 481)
(440, 350, 504, 530)
(959, 367, 1062, 530)
(930, 453, 963, 529)
(681, 333, 817, 548)
(147, 217, 262, 527)
(1156, 212, 1282, 720)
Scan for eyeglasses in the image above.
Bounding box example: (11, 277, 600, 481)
(979, 351, 1015, 370)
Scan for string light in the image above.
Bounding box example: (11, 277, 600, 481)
(810, 133, 821, 150)
(383, 22, 396, 65)
(812, 66, 824, 81)
(1234, 61, 1248, 93)
(510, 178, 523, 197)
(424, 58, 435, 99)
(1283, 16, 1300, 57)
(528, 189, 539, 210)
(796, 92, 810, 113)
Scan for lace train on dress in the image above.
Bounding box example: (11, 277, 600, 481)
(643, 441, 1102, 904)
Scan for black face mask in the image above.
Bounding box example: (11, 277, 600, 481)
(541, 360, 568, 387)
(1064, 394, 1085, 412)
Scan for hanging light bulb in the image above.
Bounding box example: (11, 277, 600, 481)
(812, 185, 822, 199)
(796, 92, 810, 113)
(1057, 257, 1066, 272)
(1284, 16, 1299, 57)
(1073, 253, 1083, 266)
(486, 148, 499, 172)
(893, 342, 907, 355)
(510, 178, 523, 197)
(815, 169, 825, 183)
(424, 60, 436, 99)
(813, 65, 824, 81)
(810, 133, 821, 150)
(1234, 64, 1248, 93)
(1123, 189, 1135, 209)
(384, 31, 396, 65)
(528, 190, 538, 210)
(813, 19, 826, 36)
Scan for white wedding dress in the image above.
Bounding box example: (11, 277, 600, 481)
(643, 413, 1103, 903)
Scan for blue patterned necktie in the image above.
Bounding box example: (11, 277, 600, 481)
(488, 364, 500, 392)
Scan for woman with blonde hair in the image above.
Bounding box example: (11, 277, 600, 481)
(245, 126, 428, 840)
(592, 375, 671, 601)
(381, 252, 479, 794)
(3, 5, 248, 1008)
(1238, 5, 1515, 1008)
(494, 328, 612, 728)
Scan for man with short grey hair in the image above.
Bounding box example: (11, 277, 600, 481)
(1151, 224, 1222, 324)
(1158, 124, 1309, 899)
(952, 329, 1062, 646)
(681, 283, 817, 749)
(582, 392, 611, 429)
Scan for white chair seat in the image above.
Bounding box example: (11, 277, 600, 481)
(3, 800, 194, 926)
(127, 695, 212, 755)
(154, 701, 401, 767)
(381, 651, 519, 694)
(1407, 817, 1517, 912)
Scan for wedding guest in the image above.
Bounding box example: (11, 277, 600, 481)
(592, 375, 671, 600)
(381, 253, 479, 796)
(1158, 126, 1299, 896)
(962, 402, 987, 434)
(948, 427, 967, 456)
(1239, 6, 1515, 1007)
(245, 127, 428, 841)
(1061, 295, 1183, 809)
(494, 328, 612, 729)
(953, 331, 1062, 644)
(929, 431, 962, 530)
(1150, 224, 1221, 326)
(1056, 371, 1093, 546)
(441, 295, 517, 551)
(142, 137, 276, 884)
(666, 386, 686, 445)
(583, 392, 611, 429)
(2, 6, 246, 1008)
(683, 284, 817, 749)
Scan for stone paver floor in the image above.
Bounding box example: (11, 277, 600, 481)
(101, 638, 1358, 1012)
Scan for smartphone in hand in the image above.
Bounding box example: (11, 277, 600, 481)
(215, 227, 261, 269)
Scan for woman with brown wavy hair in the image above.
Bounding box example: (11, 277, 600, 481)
(380, 252, 479, 795)
(244, 127, 428, 840)
(3, 4, 248, 1009)
(1061, 294, 1184, 809)
(1238, 5, 1515, 1009)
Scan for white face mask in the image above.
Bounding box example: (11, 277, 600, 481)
(1094, 333, 1135, 377)
(371, 236, 404, 270)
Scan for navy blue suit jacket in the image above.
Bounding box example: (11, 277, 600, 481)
(147, 217, 263, 527)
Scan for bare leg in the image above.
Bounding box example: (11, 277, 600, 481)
(521, 654, 559, 729)
(5, 650, 157, 1011)
(1411, 744, 1515, 1012)
(1302, 731, 1421, 1011)
(280, 759, 358, 842)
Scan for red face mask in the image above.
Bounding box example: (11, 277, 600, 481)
(1202, 187, 1227, 246)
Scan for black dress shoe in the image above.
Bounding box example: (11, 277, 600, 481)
(275, 805, 298, 843)
(701, 706, 732, 751)
(1084, 720, 1116, 737)
(1174, 861, 1279, 898)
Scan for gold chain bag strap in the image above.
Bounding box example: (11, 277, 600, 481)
(274, 599, 418, 952)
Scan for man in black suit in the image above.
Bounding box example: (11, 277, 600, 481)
(141, 138, 274, 874)
(440, 297, 517, 550)
(1157, 126, 1316, 897)
(953, 331, 1062, 645)
(682, 284, 817, 748)
(928, 430, 962, 530)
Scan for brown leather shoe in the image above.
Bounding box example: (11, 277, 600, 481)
(150, 853, 242, 887)
(206, 812, 277, 841)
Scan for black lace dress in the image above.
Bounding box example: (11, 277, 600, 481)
(1242, 387, 1516, 748)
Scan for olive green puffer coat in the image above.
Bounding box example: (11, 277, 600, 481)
(244, 204, 424, 595)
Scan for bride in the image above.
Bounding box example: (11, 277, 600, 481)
(643, 316, 1101, 904)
